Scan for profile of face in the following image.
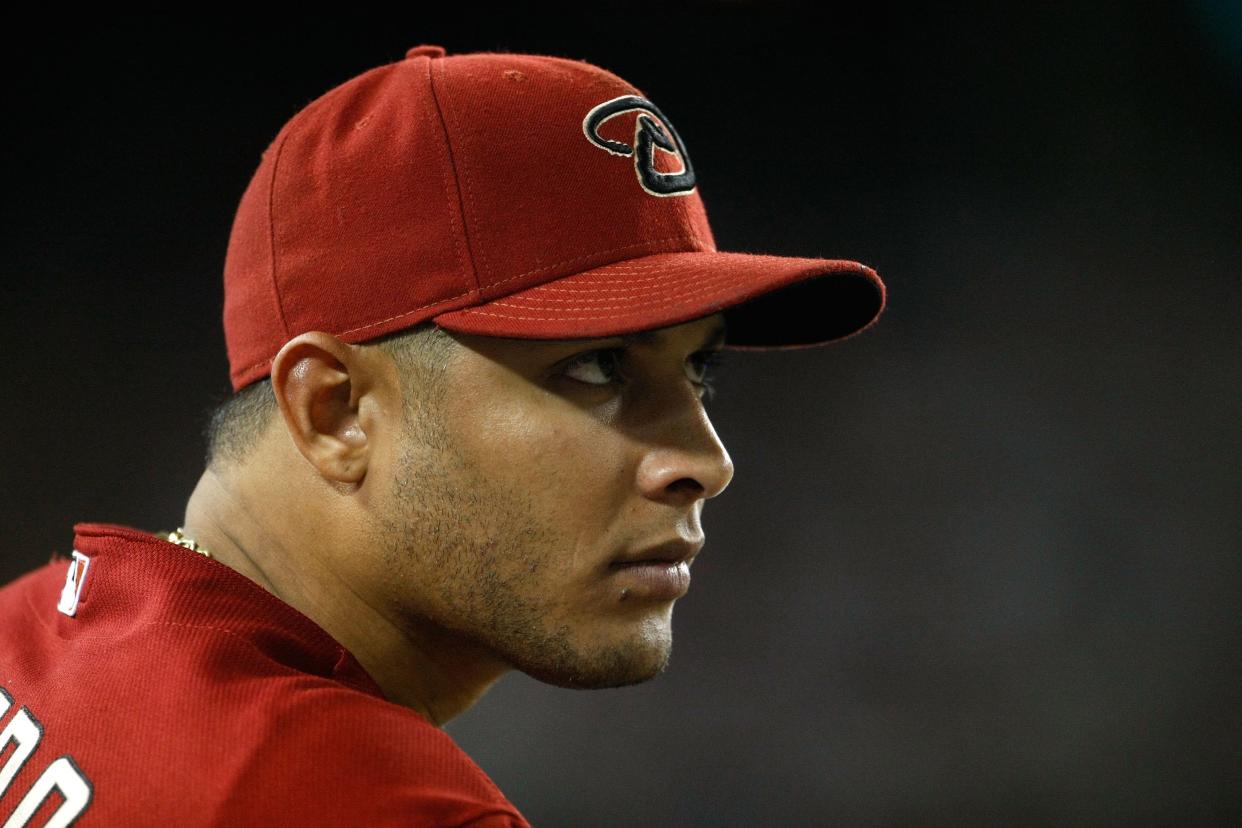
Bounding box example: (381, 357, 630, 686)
(368, 313, 734, 689)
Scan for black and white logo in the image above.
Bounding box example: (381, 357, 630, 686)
(582, 95, 697, 197)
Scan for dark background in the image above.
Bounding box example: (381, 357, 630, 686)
(4, 3, 1240, 824)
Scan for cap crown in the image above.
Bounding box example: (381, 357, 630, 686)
(223, 47, 714, 390)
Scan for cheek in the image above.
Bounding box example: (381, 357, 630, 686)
(457, 392, 633, 526)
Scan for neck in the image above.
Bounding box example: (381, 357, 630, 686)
(181, 464, 509, 726)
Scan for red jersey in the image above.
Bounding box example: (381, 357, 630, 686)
(0, 523, 531, 827)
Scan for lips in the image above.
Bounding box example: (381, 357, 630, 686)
(608, 539, 703, 601)
(611, 538, 703, 568)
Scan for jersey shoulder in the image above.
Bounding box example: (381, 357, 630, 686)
(0, 528, 531, 826)
(211, 683, 530, 825)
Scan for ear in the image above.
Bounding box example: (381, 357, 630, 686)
(269, 332, 380, 484)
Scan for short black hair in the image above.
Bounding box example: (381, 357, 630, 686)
(203, 321, 458, 469)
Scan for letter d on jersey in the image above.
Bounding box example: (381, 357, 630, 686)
(56, 551, 90, 617)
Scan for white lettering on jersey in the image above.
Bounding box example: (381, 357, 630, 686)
(0, 687, 92, 826)
(56, 551, 91, 618)
(3, 758, 92, 828)
(0, 701, 40, 800)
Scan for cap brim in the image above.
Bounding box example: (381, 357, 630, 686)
(432, 251, 886, 349)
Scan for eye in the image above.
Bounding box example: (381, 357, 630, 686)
(561, 348, 625, 386)
(687, 349, 728, 401)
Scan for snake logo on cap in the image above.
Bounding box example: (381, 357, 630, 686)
(582, 95, 697, 197)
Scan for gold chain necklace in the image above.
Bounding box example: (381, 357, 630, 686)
(162, 527, 212, 558)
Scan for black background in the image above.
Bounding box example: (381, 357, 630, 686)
(4, 4, 1240, 824)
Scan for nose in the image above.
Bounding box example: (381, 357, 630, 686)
(635, 405, 735, 506)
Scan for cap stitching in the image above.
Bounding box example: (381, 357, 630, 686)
(422, 58, 469, 291)
(499, 271, 736, 305)
(494, 234, 705, 285)
(476, 276, 750, 316)
(531, 275, 725, 290)
(430, 60, 488, 289)
(552, 263, 699, 274)
(427, 58, 480, 293)
(335, 235, 707, 332)
(528, 269, 717, 289)
(266, 128, 296, 339)
(573, 262, 872, 280)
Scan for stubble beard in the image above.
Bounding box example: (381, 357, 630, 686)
(374, 398, 673, 690)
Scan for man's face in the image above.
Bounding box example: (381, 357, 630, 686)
(370, 313, 733, 689)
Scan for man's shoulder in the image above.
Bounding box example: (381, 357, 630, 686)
(209, 683, 528, 825)
(0, 526, 531, 825)
(0, 662, 529, 825)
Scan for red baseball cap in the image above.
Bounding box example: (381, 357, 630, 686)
(223, 44, 886, 391)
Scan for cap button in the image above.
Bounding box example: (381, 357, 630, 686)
(405, 44, 446, 60)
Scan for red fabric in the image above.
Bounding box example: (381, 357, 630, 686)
(435, 251, 885, 343)
(222, 45, 886, 391)
(223, 53, 478, 390)
(428, 53, 715, 295)
(0, 524, 530, 827)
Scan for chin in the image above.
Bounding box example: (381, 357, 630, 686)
(514, 634, 674, 690)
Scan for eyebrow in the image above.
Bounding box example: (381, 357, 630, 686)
(618, 320, 727, 350)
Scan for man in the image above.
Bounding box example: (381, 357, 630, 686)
(0, 45, 884, 825)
